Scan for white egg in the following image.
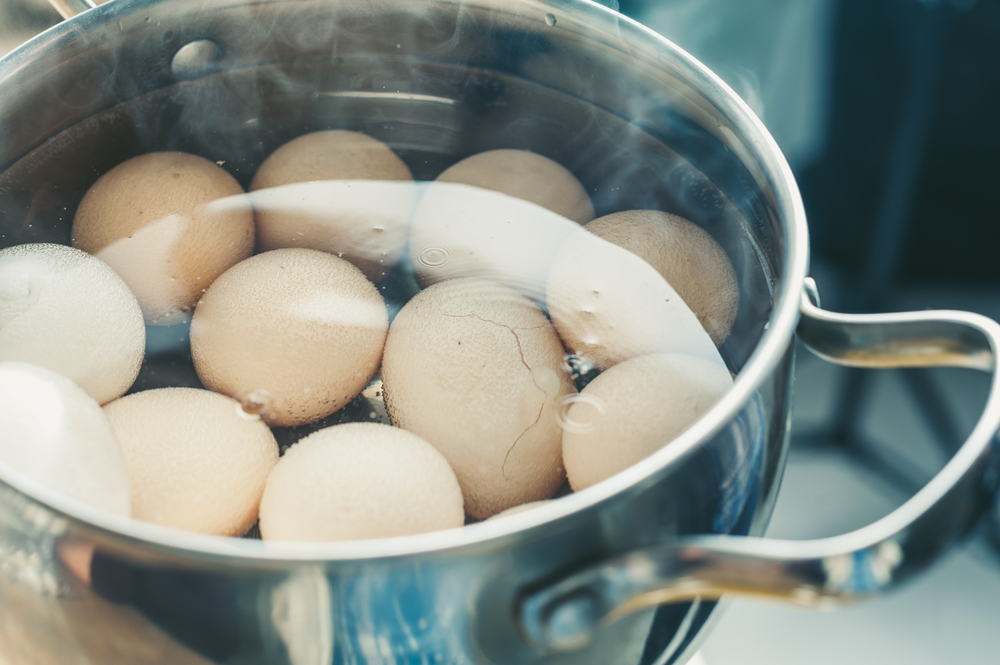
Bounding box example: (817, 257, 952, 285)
(103, 387, 278, 535)
(562, 353, 734, 491)
(546, 228, 726, 371)
(0, 243, 145, 404)
(259, 423, 465, 541)
(381, 278, 574, 519)
(0, 362, 130, 516)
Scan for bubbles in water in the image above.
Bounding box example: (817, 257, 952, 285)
(545, 13, 557, 27)
(562, 354, 593, 377)
(556, 393, 606, 434)
(237, 389, 273, 420)
(416, 247, 451, 268)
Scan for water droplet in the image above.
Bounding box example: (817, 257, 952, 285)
(556, 393, 606, 434)
(545, 13, 557, 26)
(530, 367, 561, 400)
(416, 246, 451, 268)
(237, 389, 273, 419)
(369, 411, 377, 419)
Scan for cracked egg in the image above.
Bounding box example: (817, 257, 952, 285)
(380, 278, 573, 519)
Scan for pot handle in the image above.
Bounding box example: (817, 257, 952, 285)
(519, 277, 1000, 652)
(48, 0, 96, 21)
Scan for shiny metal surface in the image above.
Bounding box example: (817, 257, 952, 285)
(520, 284, 1000, 651)
(0, 0, 992, 664)
(47, 0, 96, 20)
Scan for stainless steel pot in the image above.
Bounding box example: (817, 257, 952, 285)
(1, 1, 999, 664)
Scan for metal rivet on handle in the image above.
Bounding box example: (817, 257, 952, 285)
(170, 39, 223, 80)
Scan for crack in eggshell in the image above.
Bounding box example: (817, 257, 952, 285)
(381, 278, 572, 518)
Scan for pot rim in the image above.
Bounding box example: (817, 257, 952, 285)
(0, 0, 809, 566)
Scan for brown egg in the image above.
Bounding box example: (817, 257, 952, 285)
(409, 150, 594, 298)
(72, 152, 254, 325)
(259, 423, 465, 541)
(546, 229, 726, 372)
(586, 210, 739, 344)
(102, 388, 278, 535)
(381, 278, 574, 519)
(562, 353, 734, 491)
(408, 184, 583, 302)
(190, 248, 389, 427)
(436, 149, 594, 223)
(0, 243, 144, 405)
(250, 130, 415, 282)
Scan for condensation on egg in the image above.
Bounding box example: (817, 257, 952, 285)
(258, 423, 465, 542)
(0, 243, 144, 404)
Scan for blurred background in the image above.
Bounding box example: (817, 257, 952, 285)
(3, 0, 1000, 663)
(614, 1, 1000, 663)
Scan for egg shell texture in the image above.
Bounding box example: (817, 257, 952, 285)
(71, 151, 254, 325)
(436, 149, 594, 224)
(381, 278, 574, 519)
(546, 228, 726, 371)
(190, 248, 389, 427)
(0, 362, 131, 516)
(103, 387, 278, 535)
(586, 210, 739, 344)
(259, 423, 465, 541)
(562, 353, 734, 491)
(0, 243, 144, 404)
(250, 130, 414, 283)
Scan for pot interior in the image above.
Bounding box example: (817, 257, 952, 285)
(0, 0, 788, 546)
